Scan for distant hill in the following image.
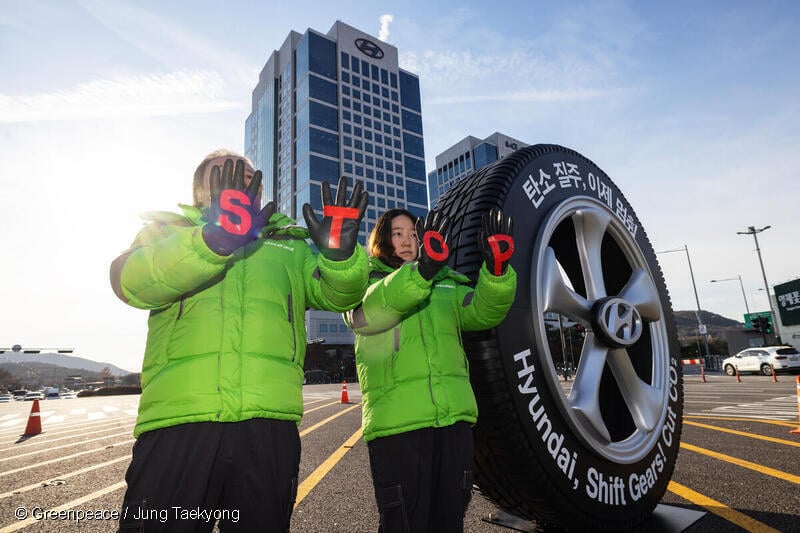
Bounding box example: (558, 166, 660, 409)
(0, 352, 131, 376)
(673, 310, 744, 339)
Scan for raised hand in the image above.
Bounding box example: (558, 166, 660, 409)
(202, 158, 275, 256)
(415, 210, 450, 281)
(479, 208, 514, 276)
(302, 176, 368, 261)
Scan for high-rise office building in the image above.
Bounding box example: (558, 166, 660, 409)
(245, 20, 427, 345)
(427, 132, 528, 207)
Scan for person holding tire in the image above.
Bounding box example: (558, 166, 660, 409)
(110, 150, 369, 532)
(344, 207, 517, 532)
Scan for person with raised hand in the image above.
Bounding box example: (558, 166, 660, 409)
(303, 175, 369, 262)
(110, 150, 368, 532)
(344, 207, 517, 533)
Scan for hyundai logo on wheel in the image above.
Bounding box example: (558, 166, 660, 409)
(355, 38, 384, 59)
(597, 298, 643, 347)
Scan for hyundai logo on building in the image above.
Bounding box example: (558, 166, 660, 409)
(355, 38, 384, 59)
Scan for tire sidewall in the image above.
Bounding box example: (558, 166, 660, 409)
(492, 147, 683, 522)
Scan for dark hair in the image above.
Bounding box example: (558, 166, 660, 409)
(368, 208, 417, 269)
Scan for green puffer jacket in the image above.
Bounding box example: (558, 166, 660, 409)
(344, 256, 516, 442)
(111, 205, 368, 438)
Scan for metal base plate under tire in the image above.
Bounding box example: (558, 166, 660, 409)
(434, 145, 683, 531)
(483, 504, 705, 532)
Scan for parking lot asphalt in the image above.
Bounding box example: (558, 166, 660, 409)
(0, 372, 797, 532)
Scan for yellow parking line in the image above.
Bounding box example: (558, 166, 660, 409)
(0, 480, 127, 533)
(303, 401, 342, 415)
(683, 420, 800, 447)
(684, 415, 797, 428)
(667, 481, 781, 533)
(295, 426, 363, 508)
(680, 442, 800, 484)
(299, 403, 360, 437)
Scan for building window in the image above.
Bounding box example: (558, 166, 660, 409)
(399, 71, 421, 111)
(310, 101, 338, 131)
(351, 56, 359, 73)
(402, 110, 423, 135)
(309, 75, 337, 105)
(403, 133, 424, 158)
(320, 324, 328, 333)
(307, 32, 337, 80)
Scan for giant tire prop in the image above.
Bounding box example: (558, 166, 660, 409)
(434, 145, 683, 530)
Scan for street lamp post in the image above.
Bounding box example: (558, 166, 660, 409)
(656, 244, 710, 357)
(710, 275, 750, 316)
(737, 225, 780, 342)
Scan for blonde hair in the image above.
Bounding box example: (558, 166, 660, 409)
(192, 149, 254, 207)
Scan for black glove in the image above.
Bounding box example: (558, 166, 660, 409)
(201, 158, 275, 256)
(479, 208, 514, 276)
(302, 176, 368, 261)
(415, 210, 450, 281)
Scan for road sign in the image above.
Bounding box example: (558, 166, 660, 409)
(744, 311, 772, 330)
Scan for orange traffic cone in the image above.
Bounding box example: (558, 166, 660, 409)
(735, 366, 741, 383)
(771, 364, 778, 383)
(340, 380, 350, 404)
(23, 399, 42, 436)
(790, 377, 800, 435)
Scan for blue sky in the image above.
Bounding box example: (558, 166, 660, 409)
(1, 0, 798, 371)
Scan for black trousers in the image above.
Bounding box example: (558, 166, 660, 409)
(367, 422, 474, 533)
(118, 419, 300, 532)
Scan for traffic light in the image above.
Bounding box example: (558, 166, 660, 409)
(750, 317, 762, 332)
(759, 316, 772, 334)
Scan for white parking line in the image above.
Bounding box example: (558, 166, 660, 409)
(0, 431, 133, 463)
(0, 439, 135, 478)
(0, 454, 131, 499)
(0, 422, 135, 453)
(0, 480, 127, 532)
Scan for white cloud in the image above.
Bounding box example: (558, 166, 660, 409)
(0, 71, 240, 123)
(379, 14, 393, 42)
(426, 88, 619, 105)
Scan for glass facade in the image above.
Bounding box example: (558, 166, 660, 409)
(428, 134, 527, 207)
(245, 22, 427, 344)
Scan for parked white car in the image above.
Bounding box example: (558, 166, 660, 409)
(722, 346, 800, 376)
